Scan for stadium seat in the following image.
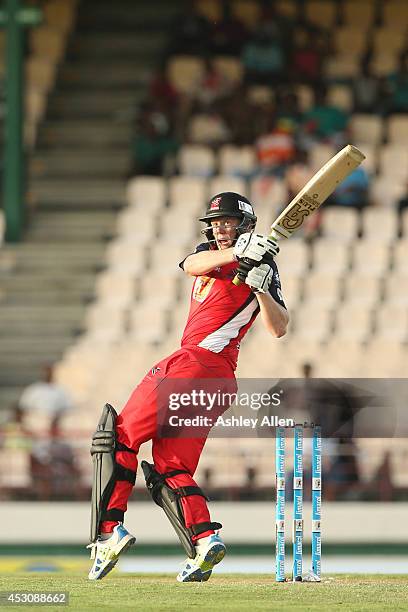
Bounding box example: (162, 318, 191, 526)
(188, 113, 230, 145)
(275, 0, 297, 18)
(178, 145, 216, 177)
(250, 176, 287, 215)
(349, 114, 383, 146)
(384, 274, 408, 305)
(343, 274, 381, 306)
(370, 176, 406, 208)
(277, 240, 309, 277)
(279, 276, 302, 307)
(354, 143, 376, 175)
(196, 0, 222, 21)
(214, 56, 243, 86)
(387, 116, 408, 145)
(378, 145, 408, 182)
(319, 339, 364, 377)
(382, 0, 408, 28)
(371, 53, 398, 78)
(327, 84, 353, 112)
(159, 210, 198, 245)
(312, 239, 350, 276)
(150, 243, 188, 275)
(302, 273, 341, 308)
(343, 0, 375, 26)
(209, 175, 247, 197)
(363, 339, 407, 376)
(309, 143, 336, 172)
(292, 305, 333, 342)
(362, 208, 398, 243)
(168, 176, 207, 214)
(321, 208, 359, 242)
(392, 240, 408, 276)
(231, 0, 261, 28)
(334, 304, 373, 342)
(85, 304, 127, 341)
(116, 209, 158, 240)
(324, 55, 360, 79)
(293, 84, 314, 112)
(334, 27, 368, 58)
(352, 241, 391, 278)
(128, 303, 169, 343)
(126, 176, 166, 210)
(219, 145, 256, 178)
(374, 303, 408, 341)
(139, 273, 180, 306)
(95, 272, 136, 307)
(305, 0, 337, 27)
(401, 211, 408, 239)
(105, 239, 149, 276)
(29, 26, 66, 63)
(373, 27, 406, 56)
(167, 56, 204, 94)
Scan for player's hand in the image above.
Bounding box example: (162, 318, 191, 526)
(236, 259, 273, 293)
(233, 233, 279, 263)
(245, 263, 274, 293)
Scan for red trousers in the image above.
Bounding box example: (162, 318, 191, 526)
(102, 345, 236, 541)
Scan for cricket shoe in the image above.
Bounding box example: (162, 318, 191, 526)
(177, 533, 226, 583)
(87, 524, 136, 580)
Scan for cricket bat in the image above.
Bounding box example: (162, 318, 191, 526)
(233, 144, 365, 285)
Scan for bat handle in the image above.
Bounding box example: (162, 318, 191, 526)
(232, 275, 242, 286)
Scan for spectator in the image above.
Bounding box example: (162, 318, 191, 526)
(352, 59, 383, 113)
(195, 57, 232, 108)
(255, 117, 296, 176)
(325, 165, 370, 209)
(385, 50, 408, 114)
(242, 23, 286, 85)
(291, 29, 324, 85)
(18, 364, 74, 424)
(130, 110, 179, 176)
(168, 1, 212, 56)
(300, 85, 349, 148)
(149, 66, 180, 113)
(210, 0, 249, 56)
(221, 84, 259, 145)
(30, 417, 82, 500)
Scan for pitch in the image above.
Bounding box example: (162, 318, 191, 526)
(1, 574, 406, 611)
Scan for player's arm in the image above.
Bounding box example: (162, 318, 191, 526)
(183, 247, 235, 276)
(256, 292, 289, 338)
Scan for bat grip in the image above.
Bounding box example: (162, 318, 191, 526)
(232, 275, 242, 286)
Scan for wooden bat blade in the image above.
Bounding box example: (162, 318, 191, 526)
(271, 144, 365, 240)
(232, 144, 365, 286)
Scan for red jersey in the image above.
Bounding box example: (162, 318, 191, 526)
(179, 243, 286, 370)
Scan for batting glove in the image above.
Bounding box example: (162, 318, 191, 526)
(233, 233, 279, 262)
(244, 263, 274, 293)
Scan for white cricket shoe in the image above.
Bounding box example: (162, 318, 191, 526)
(177, 533, 226, 583)
(87, 524, 136, 580)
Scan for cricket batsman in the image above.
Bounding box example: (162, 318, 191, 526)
(88, 191, 289, 582)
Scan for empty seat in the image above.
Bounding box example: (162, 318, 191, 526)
(150, 243, 188, 275)
(128, 304, 169, 343)
(214, 56, 243, 85)
(209, 176, 247, 197)
(393, 240, 408, 276)
(375, 304, 408, 341)
(378, 145, 408, 182)
(116, 209, 158, 240)
(320, 339, 364, 376)
(306, 0, 337, 27)
(292, 305, 333, 342)
(362, 208, 398, 243)
(370, 176, 406, 208)
(312, 239, 350, 276)
(349, 114, 383, 146)
(219, 145, 256, 177)
(387, 116, 408, 145)
(373, 27, 405, 56)
(324, 55, 360, 79)
(178, 145, 216, 177)
(363, 339, 407, 376)
(321, 208, 359, 242)
(85, 304, 127, 341)
(105, 240, 149, 276)
(168, 176, 207, 215)
(371, 53, 398, 78)
(309, 143, 336, 172)
(167, 56, 204, 94)
(188, 113, 230, 145)
(139, 273, 180, 306)
(126, 176, 166, 210)
(334, 304, 373, 342)
(343, 274, 381, 306)
(95, 272, 136, 307)
(275, 0, 297, 17)
(401, 210, 408, 239)
(343, 0, 374, 26)
(277, 240, 309, 277)
(250, 176, 287, 214)
(334, 27, 368, 58)
(294, 84, 314, 112)
(327, 84, 353, 112)
(196, 0, 222, 21)
(302, 273, 341, 308)
(279, 276, 302, 306)
(159, 210, 198, 245)
(383, 0, 408, 27)
(231, 0, 261, 28)
(352, 241, 390, 277)
(385, 274, 408, 305)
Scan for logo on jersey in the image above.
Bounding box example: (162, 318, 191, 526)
(150, 366, 161, 375)
(210, 197, 222, 210)
(193, 276, 216, 302)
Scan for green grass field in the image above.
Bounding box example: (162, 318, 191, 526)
(0, 575, 406, 611)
